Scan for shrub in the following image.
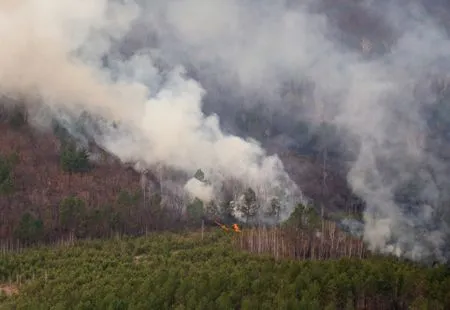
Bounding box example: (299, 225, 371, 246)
(60, 142, 91, 173)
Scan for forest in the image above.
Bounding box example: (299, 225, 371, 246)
(1, 103, 450, 310)
(0, 97, 449, 310)
(3, 0, 450, 308)
(1, 232, 450, 310)
(0, 106, 363, 246)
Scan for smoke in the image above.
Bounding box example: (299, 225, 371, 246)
(127, 0, 450, 262)
(0, 0, 301, 223)
(2, 0, 450, 262)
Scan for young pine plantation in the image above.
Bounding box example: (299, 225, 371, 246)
(1, 232, 450, 310)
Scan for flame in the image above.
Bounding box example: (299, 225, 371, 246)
(214, 220, 242, 233)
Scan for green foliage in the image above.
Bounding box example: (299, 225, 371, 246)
(285, 204, 321, 229)
(238, 188, 259, 223)
(1, 233, 450, 309)
(116, 190, 141, 207)
(0, 152, 18, 195)
(60, 142, 91, 173)
(13, 213, 44, 244)
(59, 196, 86, 233)
(114, 190, 144, 233)
(186, 198, 204, 223)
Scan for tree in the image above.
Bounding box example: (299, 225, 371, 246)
(60, 142, 91, 173)
(104, 205, 125, 233)
(305, 206, 321, 229)
(219, 188, 236, 224)
(116, 190, 142, 232)
(186, 198, 204, 224)
(116, 190, 141, 207)
(238, 188, 259, 224)
(52, 120, 72, 142)
(205, 201, 219, 219)
(0, 154, 15, 195)
(13, 213, 44, 244)
(83, 209, 108, 238)
(285, 204, 308, 228)
(59, 196, 86, 234)
(267, 198, 281, 221)
(194, 169, 205, 182)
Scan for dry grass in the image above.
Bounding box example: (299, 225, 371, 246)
(0, 284, 19, 296)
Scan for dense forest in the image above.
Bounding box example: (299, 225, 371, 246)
(1, 232, 450, 310)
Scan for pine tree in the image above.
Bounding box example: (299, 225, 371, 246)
(60, 142, 91, 173)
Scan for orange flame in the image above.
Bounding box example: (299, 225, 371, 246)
(232, 223, 241, 233)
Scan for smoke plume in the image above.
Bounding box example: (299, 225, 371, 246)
(2, 0, 450, 262)
(0, 0, 301, 223)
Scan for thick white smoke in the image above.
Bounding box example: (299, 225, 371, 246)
(0, 0, 301, 222)
(123, 0, 450, 262)
(2, 0, 450, 262)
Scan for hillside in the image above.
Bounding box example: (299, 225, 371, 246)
(1, 2, 450, 309)
(0, 110, 363, 245)
(0, 117, 150, 241)
(276, 151, 363, 216)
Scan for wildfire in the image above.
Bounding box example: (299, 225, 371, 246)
(214, 220, 242, 233)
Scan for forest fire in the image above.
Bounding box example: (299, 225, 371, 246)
(214, 221, 241, 233)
